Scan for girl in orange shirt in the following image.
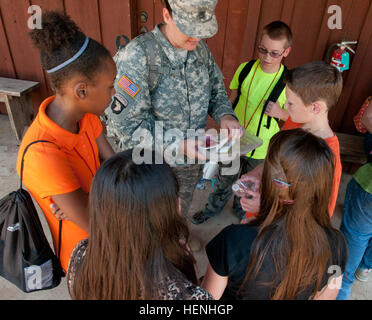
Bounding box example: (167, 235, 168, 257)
(17, 11, 116, 271)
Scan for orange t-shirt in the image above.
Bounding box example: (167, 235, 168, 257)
(281, 117, 342, 217)
(16, 96, 102, 271)
(245, 117, 342, 219)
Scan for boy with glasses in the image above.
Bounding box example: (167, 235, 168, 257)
(192, 21, 293, 224)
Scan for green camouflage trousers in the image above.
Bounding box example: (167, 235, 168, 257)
(172, 164, 204, 218)
(201, 157, 263, 219)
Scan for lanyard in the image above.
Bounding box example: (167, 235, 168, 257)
(242, 63, 280, 129)
(73, 132, 98, 178)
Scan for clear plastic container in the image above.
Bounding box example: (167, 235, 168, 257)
(239, 131, 263, 155)
(232, 180, 255, 198)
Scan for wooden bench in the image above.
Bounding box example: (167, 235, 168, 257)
(0, 77, 39, 142)
(335, 132, 367, 165)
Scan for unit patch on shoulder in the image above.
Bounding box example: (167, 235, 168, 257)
(111, 93, 129, 115)
(118, 75, 140, 98)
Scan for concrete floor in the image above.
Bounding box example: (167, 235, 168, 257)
(0, 114, 371, 300)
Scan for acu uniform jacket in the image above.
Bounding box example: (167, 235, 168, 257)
(105, 23, 236, 163)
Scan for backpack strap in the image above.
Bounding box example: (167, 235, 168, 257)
(20, 140, 64, 263)
(197, 40, 211, 68)
(136, 32, 163, 93)
(115, 35, 130, 51)
(250, 65, 288, 158)
(264, 65, 288, 129)
(137, 34, 212, 93)
(232, 60, 256, 110)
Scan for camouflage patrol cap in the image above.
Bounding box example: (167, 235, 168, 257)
(168, 0, 218, 39)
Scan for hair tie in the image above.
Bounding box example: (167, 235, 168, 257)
(280, 199, 295, 205)
(273, 178, 291, 188)
(46, 36, 90, 74)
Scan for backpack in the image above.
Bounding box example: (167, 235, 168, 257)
(0, 140, 65, 293)
(232, 59, 288, 157)
(353, 96, 372, 162)
(115, 33, 210, 93)
(354, 96, 372, 134)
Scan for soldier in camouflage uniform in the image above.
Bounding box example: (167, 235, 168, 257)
(105, 0, 242, 218)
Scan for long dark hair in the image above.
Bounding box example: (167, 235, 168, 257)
(72, 150, 198, 300)
(239, 129, 343, 299)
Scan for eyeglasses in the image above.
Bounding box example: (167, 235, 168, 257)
(257, 46, 286, 58)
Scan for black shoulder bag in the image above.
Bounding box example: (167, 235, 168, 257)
(0, 140, 65, 293)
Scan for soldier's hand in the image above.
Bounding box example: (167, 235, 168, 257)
(220, 115, 244, 141)
(179, 139, 208, 161)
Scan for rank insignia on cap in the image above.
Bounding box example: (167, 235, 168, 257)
(118, 75, 140, 98)
(111, 93, 129, 115)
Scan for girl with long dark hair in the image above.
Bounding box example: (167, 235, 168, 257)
(202, 129, 347, 300)
(67, 150, 212, 300)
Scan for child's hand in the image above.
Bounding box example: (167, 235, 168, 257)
(265, 101, 289, 121)
(240, 191, 260, 213)
(50, 203, 71, 221)
(239, 172, 261, 192)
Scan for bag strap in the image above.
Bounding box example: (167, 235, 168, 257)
(250, 66, 288, 158)
(136, 32, 163, 92)
(264, 65, 288, 129)
(232, 59, 256, 110)
(115, 35, 130, 51)
(20, 140, 63, 261)
(197, 40, 211, 68)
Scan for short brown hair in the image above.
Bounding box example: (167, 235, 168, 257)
(284, 61, 343, 110)
(261, 21, 293, 48)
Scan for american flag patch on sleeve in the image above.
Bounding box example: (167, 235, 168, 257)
(118, 75, 140, 98)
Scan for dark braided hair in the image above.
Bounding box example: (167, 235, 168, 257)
(29, 11, 112, 90)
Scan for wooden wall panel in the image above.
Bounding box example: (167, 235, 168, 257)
(30, 0, 64, 11)
(340, 2, 372, 133)
(136, 0, 156, 36)
(64, 0, 101, 42)
(154, 0, 164, 28)
(98, 0, 132, 54)
(205, 0, 229, 69)
(219, 0, 248, 78)
(0, 10, 16, 78)
(0, 9, 16, 114)
(0, 0, 48, 112)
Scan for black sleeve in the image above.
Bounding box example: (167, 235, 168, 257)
(320, 230, 348, 289)
(328, 229, 348, 274)
(336, 231, 348, 274)
(205, 226, 231, 277)
(205, 224, 257, 278)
